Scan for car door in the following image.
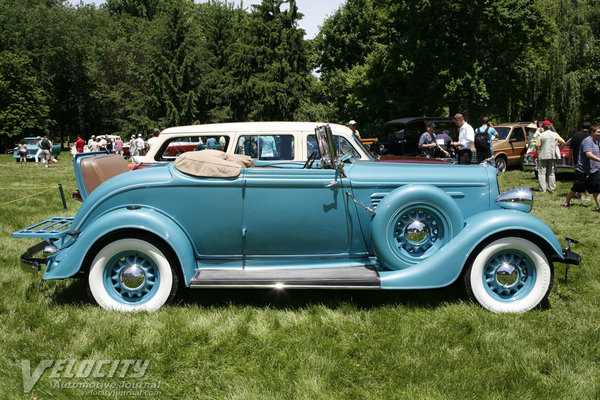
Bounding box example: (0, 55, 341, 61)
(242, 167, 350, 259)
(508, 126, 527, 165)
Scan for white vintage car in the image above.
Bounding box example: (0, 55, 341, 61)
(130, 122, 373, 169)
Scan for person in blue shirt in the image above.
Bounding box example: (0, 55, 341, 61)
(418, 122, 438, 158)
(259, 135, 277, 159)
(474, 116, 498, 164)
(206, 137, 217, 149)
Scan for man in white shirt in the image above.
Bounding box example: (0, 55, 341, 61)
(452, 113, 474, 164)
(136, 134, 146, 156)
(147, 128, 159, 149)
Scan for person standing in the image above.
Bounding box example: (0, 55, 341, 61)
(536, 120, 565, 192)
(136, 134, 146, 156)
(98, 136, 107, 151)
(114, 136, 124, 155)
(452, 113, 474, 164)
(40, 136, 52, 168)
(18, 139, 28, 165)
(89, 136, 100, 152)
(34, 136, 43, 164)
(435, 129, 452, 158)
(418, 122, 438, 158)
(259, 135, 277, 158)
(474, 116, 498, 164)
(75, 135, 85, 153)
(348, 120, 361, 140)
(147, 128, 159, 149)
(563, 126, 600, 209)
(566, 122, 591, 166)
(129, 135, 138, 157)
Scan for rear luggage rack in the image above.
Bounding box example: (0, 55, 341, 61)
(12, 217, 74, 239)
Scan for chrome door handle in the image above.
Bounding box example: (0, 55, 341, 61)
(326, 180, 340, 189)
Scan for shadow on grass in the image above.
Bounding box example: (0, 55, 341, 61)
(174, 283, 468, 311)
(48, 277, 469, 311)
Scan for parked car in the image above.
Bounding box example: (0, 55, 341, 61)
(13, 125, 579, 313)
(474, 122, 563, 173)
(472, 122, 529, 172)
(13, 137, 60, 162)
(130, 122, 449, 170)
(367, 117, 457, 157)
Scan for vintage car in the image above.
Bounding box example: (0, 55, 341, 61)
(131, 122, 374, 169)
(13, 137, 60, 161)
(129, 122, 450, 170)
(13, 125, 579, 313)
(367, 117, 457, 158)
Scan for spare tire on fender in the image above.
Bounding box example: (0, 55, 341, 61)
(371, 185, 463, 270)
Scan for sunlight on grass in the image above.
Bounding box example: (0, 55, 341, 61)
(1, 155, 599, 399)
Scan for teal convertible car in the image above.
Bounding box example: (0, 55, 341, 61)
(13, 125, 579, 313)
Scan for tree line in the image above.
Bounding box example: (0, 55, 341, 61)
(1, 0, 598, 149)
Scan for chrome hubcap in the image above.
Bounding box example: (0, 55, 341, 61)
(119, 264, 146, 290)
(495, 263, 519, 288)
(394, 209, 441, 256)
(405, 220, 430, 244)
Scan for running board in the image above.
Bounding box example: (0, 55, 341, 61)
(189, 266, 380, 289)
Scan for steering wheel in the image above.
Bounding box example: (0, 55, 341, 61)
(304, 150, 317, 169)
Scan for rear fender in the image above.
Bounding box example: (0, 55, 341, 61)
(44, 207, 196, 285)
(379, 210, 563, 289)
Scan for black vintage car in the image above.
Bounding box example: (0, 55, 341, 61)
(369, 117, 456, 157)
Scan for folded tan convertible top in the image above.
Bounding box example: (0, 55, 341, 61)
(174, 149, 253, 178)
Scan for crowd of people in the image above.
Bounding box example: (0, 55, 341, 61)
(72, 128, 161, 159)
(352, 115, 600, 212)
(16, 135, 57, 168)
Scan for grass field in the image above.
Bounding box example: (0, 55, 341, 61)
(1, 153, 599, 399)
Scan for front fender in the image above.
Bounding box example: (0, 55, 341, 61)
(379, 210, 563, 289)
(44, 207, 196, 285)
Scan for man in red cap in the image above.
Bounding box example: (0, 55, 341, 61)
(536, 120, 565, 192)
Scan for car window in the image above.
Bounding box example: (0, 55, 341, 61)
(307, 135, 361, 159)
(495, 127, 511, 140)
(234, 135, 294, 160)
(511, 127, 526, 142)
(157, 135, 229, 160)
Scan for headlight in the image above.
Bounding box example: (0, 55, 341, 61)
(496, 187, 533, 213)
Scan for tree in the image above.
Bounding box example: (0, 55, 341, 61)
(229, 0, 311, 121)
(0, 51, 49, 138)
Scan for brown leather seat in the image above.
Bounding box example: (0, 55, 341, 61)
(80, 154, 130, 195)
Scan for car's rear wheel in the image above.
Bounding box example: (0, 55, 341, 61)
(495, 156, 507, 172)
(87, 238, 178, 312)
(464, 237, 552, 313)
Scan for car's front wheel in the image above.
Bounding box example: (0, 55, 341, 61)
(464, 237, 553, 313)
(87, 237, 178, 312)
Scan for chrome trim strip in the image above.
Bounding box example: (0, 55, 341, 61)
(189, 284, 380, 289)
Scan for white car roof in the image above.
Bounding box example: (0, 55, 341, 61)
(160, 121, 349, 135)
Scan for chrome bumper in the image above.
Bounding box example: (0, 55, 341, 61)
(550, 237, 581, 281)
(20, 241, 57, 273)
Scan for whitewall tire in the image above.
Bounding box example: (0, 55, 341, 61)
(465, 237, 552, 313)
(87, 238, 177, 312)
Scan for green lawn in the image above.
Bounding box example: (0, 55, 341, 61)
(1, 154, 599, 399)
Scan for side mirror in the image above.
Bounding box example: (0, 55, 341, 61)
(314, 125, 337, 169)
